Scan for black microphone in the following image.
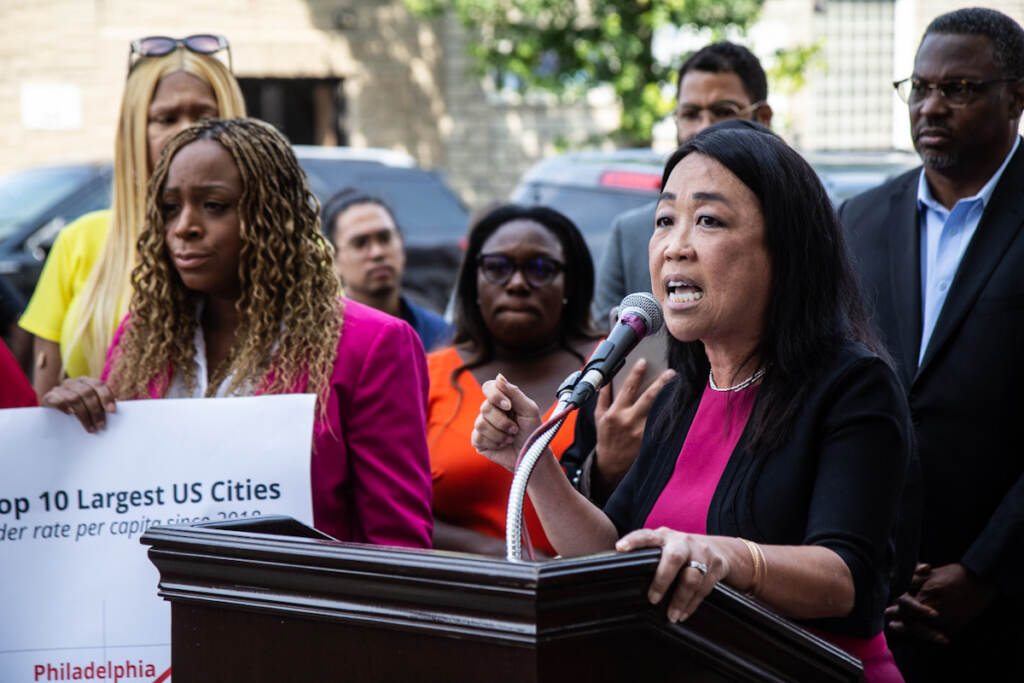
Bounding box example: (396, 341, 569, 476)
(569, 292, 663, 406)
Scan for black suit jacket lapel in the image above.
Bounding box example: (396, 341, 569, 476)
(887, 177, 924, 387)
(917, 144, 1024, 381)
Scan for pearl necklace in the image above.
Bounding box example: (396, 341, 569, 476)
(708, 367, 766, 392)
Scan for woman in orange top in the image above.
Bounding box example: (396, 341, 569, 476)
(428, 205, 601, 556)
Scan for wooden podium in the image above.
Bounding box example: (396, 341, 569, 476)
(141, 517, 862, 682)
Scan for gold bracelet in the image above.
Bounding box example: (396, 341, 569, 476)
(755, 542, 767, 595)
(739, 538, 766, 597)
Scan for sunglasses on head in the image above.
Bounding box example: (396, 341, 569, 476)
(477, 253, 565, 288)
(128, 34, 232, 74)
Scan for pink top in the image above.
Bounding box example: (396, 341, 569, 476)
(640, 381, 902, 682)
(809, 628, 903, 683)
(104, 299, 433, 548)
(644, 383, 758, 533)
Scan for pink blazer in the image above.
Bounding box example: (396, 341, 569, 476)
(104, 299, 433, 548)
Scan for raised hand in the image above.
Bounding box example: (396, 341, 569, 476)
(594, 358, 675, 489)
(472, 373, 542, 471)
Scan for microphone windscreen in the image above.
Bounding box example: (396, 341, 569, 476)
(618, 292, 663, 335)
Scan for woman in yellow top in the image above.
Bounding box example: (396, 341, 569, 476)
(19, 35, 245, 396)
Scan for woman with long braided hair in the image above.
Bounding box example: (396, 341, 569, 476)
(42, 117, 433, 548)
(20, 36, 246, 398)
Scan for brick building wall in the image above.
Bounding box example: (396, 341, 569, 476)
(0, 0, 618, 209)
(4, 0, 1021, 194)
(437, 12, 620, 206)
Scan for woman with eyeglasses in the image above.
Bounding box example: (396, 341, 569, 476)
(19, 35, 245, 398)
(426, 204, 602, 556)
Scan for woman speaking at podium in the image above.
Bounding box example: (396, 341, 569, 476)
(473, 123, 910, 681)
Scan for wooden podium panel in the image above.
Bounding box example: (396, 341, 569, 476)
(141, 518, 862, 682)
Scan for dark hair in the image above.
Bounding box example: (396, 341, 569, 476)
(924, 7, 1024, 79)
(654, 120, 886, 454)
(321, 187, 400, 244)
(450, 203, 598, 383)
(676, 42, 768, 103)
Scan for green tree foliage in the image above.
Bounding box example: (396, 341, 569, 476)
(406, 0, 765, 144)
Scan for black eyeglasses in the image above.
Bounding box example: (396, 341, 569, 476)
(477, 253, 565, 288)
(128, 34, 232, 74)
(893, 77, 1016, 107)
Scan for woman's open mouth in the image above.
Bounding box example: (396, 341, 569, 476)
(666, 279, 704, 304)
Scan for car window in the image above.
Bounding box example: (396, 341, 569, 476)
(297, 159, 468, 245)
(0, 166, 96, 242)
(36, 175, 113, 249)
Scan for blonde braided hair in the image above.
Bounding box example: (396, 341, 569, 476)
(109, 117, 342, 411)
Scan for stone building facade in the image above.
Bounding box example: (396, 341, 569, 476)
(0, 0, 618, 208)
(3, 0, 1023, 205)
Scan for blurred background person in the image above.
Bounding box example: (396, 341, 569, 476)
(19, 35, 245, 398)
(42, 117, 433, 547)
(323, 188, 451, 352)
(428, 204, 601, 556)
(592, 41, 773, 325)
(474, 124, 910, 681)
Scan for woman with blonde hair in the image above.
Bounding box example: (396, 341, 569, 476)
(20, 35, 245, 396)
(42, 117, 433, 547)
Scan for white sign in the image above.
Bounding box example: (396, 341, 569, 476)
(0, 395, 316, 683)
(20, 83, 83, 130)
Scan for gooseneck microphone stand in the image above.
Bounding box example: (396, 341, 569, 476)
(503, 292, 664, 562)
(504, 373, 578, 562)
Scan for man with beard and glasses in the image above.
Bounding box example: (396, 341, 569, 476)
(840, 8, 1024, 680)
(324, 188, 452, 353)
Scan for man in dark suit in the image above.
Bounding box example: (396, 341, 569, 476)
(840, 8, 1024, 680)
(591, 42, 772, 324)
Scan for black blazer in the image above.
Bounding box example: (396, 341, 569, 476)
(605, 342, 912, 638)
(839, 142, 1024, 602)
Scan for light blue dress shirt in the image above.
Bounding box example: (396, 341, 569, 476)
(917, 136, 1020, 363)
